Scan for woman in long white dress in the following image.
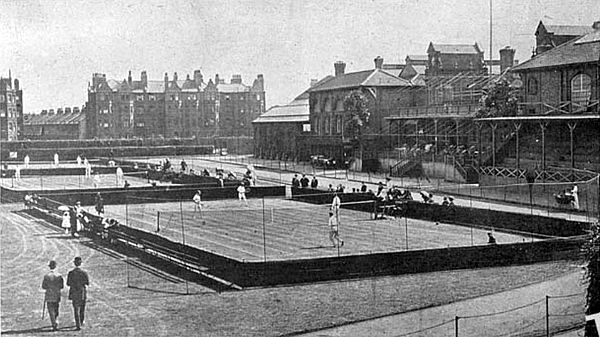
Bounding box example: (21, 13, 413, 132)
(61, 211, 71, 234)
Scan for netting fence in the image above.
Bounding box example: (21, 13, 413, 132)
(391, 292, 585, 337)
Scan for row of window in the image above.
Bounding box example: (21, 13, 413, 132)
(97, 93, 261, 102)
(527, 73, 592, 106)
(313, 115, 344, 135)
(0, 94, 18, 104)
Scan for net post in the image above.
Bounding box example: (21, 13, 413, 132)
(262, 197, 267, 262)
(180, 198, 186, 245)
(156, 211, 160, 232)
(454, 316, 459, 337)
(545, 295, 549, 337)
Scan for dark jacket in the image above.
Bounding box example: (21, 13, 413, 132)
(67, 267, 89, 302)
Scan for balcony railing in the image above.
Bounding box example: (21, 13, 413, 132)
(517, 100, 599, 116)
(387, 104, 480, 119)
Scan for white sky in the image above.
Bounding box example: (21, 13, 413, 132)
(1, 0, 599, 114)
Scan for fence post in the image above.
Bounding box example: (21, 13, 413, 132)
(546, 295, 549, 337)
(156, 211, 160, 232)
(455, 316, 459, 337)
(179, 199, 186, 245)
(262, 197, 267, 262)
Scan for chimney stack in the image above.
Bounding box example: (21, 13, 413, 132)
(374, 56, 384, 69)
(334, 61, 346, 76)
(231, 74, 242, 84)
(193, 70, 203, 85)
(499, 46, 516, 73)
(173, 72, 178, 82)
(164, 72, 169, 85)
(593, 21, 600, 30)
(215, 74, 220, 85)
(128, 70, 132, 85)
(310, 78, 318, 87)
(141, 71, 147, 86)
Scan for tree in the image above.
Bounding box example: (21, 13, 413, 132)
(343, 90, 370, 141)
(477, 77, 520, 118)
(584, 222, 600, 337)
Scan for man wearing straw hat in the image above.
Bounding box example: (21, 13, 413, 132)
(67, 257, 89, 330)
(42, 260, 64, 331)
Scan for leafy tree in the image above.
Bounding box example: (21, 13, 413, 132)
(343, 90, 370, 141)
(477, 77, 519, 118)
(585, 222, 600, 337)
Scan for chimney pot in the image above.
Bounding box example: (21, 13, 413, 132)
(334, 61, 346, 76)
(592, 21, 600, 30)
(374, 56, 384, 69)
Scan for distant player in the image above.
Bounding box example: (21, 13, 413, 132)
(54, 153, 60, 167)
(487, 232, 497, 244)
(331, 193, 341, 220)
(93, 172, 100, 188)
(193, 190, 202, 213)
(237, 183, 248, 205)
(115, 166, 124, 186)
(76, 155, 82, 167)
(14, 165, 21, 181)
(24, 154, 30, 168)
(328, 211, 343, 248)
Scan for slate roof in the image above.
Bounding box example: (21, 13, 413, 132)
(252, 100, 309, 124)
(216, 83, 251, 93)
(309, 69, 412, 92)
(512, 30, 600, 71)
(428, 43, 481, 54)
(24, 111, 85, 125)
(544, 24, 594, 36)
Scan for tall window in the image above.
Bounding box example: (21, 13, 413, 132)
(571, 73, 591, 107)
(527, 78, 538, 96)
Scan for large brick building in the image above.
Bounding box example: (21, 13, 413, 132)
(0, 73, 23, 141)
(23, 106, 86, 140)
(86, 70, 265, 139)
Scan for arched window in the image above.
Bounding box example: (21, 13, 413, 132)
(571, 73, 591, 107)
(527, 77, 538, 96)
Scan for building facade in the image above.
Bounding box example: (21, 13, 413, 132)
(0, 73, 23, 141)
(23, 106, 86, 140)
(86, 70, 265, 139)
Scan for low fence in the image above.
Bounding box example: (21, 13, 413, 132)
(2, 184, 285, 206)
(1, 145, 214, 161)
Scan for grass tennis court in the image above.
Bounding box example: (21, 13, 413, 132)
(96, 197, 540, 262)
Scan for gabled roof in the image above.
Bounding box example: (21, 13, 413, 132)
(543, 24, 594, 36)
(24, 111, 85, 125)
(574, 29, 600, 45)
(146, 80, 166, 93)
(293, 76, 335, 101)
(512, 30, 600, 71)
(217, 83, 251, 93)
(428, 43, 481, 54)
(252, 100, 309, 124)
(310, 69, 412, 92)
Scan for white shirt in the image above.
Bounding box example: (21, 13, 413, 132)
(237, 186, 246, 194)
(331, 195, 341, 210)
(193, 193, 201, 204)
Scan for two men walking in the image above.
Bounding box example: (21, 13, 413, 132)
(42, 257, 89, 331)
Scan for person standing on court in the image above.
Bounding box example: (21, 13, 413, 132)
(115, 166, 124, 187)
(310, 176, 318, 189)
(300, 174, 309, 188)
(67, 257, 89, 331)
(328, 211, 344, 248)
(54, 153, 60, 167)
(331, 192, 341, 221)
(76, 155, 82, 167)
(237, 183, 248, 206)
(42, 260, 64, 331)
(291, 174, 300, 188)
(24, 154, 30, 168)
(94, 193, 104, 215)
(570, 184, 580, 210)
(14, 165, 21, 181)
(193, 190, 202, 212)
